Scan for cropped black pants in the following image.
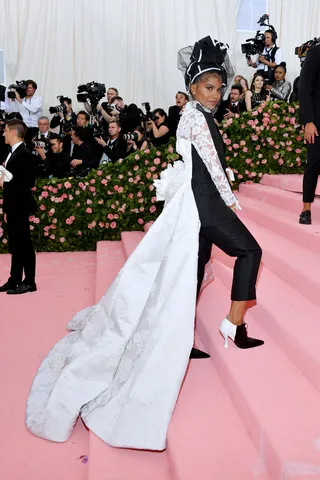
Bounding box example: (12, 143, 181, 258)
(197, 216, 262, 301)
(302, 135, 320, 203)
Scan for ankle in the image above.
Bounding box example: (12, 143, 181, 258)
(227, 315, 243, 326)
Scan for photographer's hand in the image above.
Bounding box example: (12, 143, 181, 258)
(35, 147, 46, 160)
(15, 91, 22, 103)
(71, 159, 83, 168)
(95, 137, 107, 147)
(247, 57, 252, 66)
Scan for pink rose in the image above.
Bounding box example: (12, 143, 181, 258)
(255, 145, 261, 150)
(245, 159, 252, 164)
(52, 218, 57, 224)
(251, 135, 258, 141)
(86, 207, 92, 214)
(243, 147, 248, 153)
(101, 179, 108, 185)
(261, 159, 267, 164)
(139, 207, 144, 212)
(295, 149, 301, 154)
(97, 170, 103, 176)
(128, 193, 134, 199)
(41, 191, 49, 198)
(240, 124, 246, 129)
(273, 154, 279, 160)
(146, 172, 151, 179)
(162, 162, 167, 168)
(110, 222, 117, 229)
(145, 160, 149, 165)
(149, 185, 155, 191)
(134, 154, 140, 160)
(138, 198, 144, 203)
(168, 146, 173, 154)
(90, 179, 95, 184)
(39, 204, 46, 211)
(240, 140, 246, 146)
(78, 231, 82, 236)
(87, 199, 92, 204)
(118, 186, 124, 193)
(138, 219, 144, 225)
(107, 214, 114, 220)
(238, 174, 243, 179)
(278, 159, 284, 165)
(49, 234, 55, 240)
(150, 206, 157, 213)
(64, 181, 72, 189)
(225, 138, 231, 145)
(128, 178, 134, 183)
(154, 158, 161, 165)
(133, 166, 139, 171)
(273, 103, 279, 109)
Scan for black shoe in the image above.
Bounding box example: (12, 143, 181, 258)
(234, 323, 264, 349)
(190, 347, 211, 359)
(0, 281, 16, 292)
(7, 283, 37, 295)
(299, 210, 311, 225)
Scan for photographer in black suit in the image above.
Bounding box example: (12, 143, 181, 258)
(70, 126, 95, 172)
(95, 120, 127, 164)
(0, 119, 37, 294)
(299, 42, 320, 225)
(35, 134, 70, 178)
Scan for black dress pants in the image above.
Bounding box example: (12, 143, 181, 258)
(6, 211, 36, 285)
(197, 216, 262, 301)
(303, 135, 320, 203)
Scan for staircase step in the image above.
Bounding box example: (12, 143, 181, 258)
(214, 214, 320, 308)
(239, 183, 320, 222)
(237, 192, 320, 252)
(213, 259, 320, 393)
(261, 173, 320, 196)
(196, 277, 320, 479)
(121, 231, 145, 258)
(167, 342, 270, 480)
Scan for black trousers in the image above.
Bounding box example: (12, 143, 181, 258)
(197, 216, 262, 301)
(303, 135, 320, 203)
(6, 211, 36, 285)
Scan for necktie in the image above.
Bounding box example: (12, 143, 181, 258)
(232, 104, 236, 108)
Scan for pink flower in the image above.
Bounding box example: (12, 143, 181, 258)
(33, 217, 40, 224)
(114, 214, 119, 219)
(251, 135, 258, 141)
(135, 154, 140, 160)
(290, 117, 296, 125)
(49, 234, 55, 240)
(225, 138, 231, 145)
(99, 222, 105, 228)
(107, 214, 114, 220)
(138, 198, 144, 203)
(168, 146, 173, 154)
(240, 140, 246, 146)
(128, 193, 134, 199)
(137, 191, 142, 197)
(149, 185, 155, 191)
(89, 186, 96, 192)
(90, 179, 95, 184)
(138, 219, 144, 225)
(139, 207, 144, 212)
(145, 160, 149, 165)
(286, 146, 292, 151)
(271, 126, 277, 132)
(278, 159, 284, 165)
(232, 143, 239, 149)
(88, 221, 96, 229)
(133, 165, 139, 171)
(97, 170, 103, 176)
(255, 145, 261, 150)
(149, 206, 157, 213)
(111, 204, 116, 209)
(68, 195, 74, 201)
(78, 231, 82, 236)
(261, 159, 267, 164)
(40, 204, 46, 211)
(296, 148, 301, 154)
(98, 199, 104, 205)
(118, 186, 124, 193)
(288, 107, 295, 114)
(52, 218, 57, 224)
(110, 222, 117, 229)
(273, 103, 279, 109)
(64, 181, 72, 189)
(86, 207, 92, 214)
(243, 147, 248, 153)
(87, 199, 92, 204)
(154, 158, 161, 165)
(146, 172, 151, 179)
(101, 179, 108, 185)
(128, 178, 134, 183)
(162, 162, 167, 168)
(153, 174, 158, 179)
(113, 185, 119, 191)
(41, 191, 49, 198)
(273, 154, 279, 160)
(245, 159, 252, 164)
(238, 174, 243, 179)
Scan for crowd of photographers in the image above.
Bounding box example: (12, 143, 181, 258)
(0, 15, 313, 181)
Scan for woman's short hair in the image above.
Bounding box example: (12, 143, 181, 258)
(134, 125, 145, 135)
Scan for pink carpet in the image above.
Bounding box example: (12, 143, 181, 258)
(2, 176, 320, 479)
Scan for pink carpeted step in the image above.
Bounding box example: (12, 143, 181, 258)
(218, 214, 320, 309)
(0, 252, 97, 480)
(167, 343, 270, 480)
(239, 183, 320, 223)
(236, 193, 320, 252)
(213, 259, 320, 393)
(196, 277, 320, 479)
(261, 173, 320, 195)
(87, 238, 172, 480)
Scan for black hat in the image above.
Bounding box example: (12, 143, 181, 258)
(178, 36, 234, 91)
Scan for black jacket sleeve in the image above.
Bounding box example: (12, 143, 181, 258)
(50, 114, 62, 129)
(299, 45, 320, 125)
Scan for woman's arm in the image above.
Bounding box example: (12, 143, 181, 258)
(271, 81, 292, 101)
(151, 122, 169, 138)
(245, 90, 252, 112)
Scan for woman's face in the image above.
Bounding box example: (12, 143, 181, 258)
(176, 93, 188, 108)
(134, 130, 143, 141)
(154, 113, 164, 126)
(191, 74, 222, 110)
(240, 78, 248, 91)
(275, 67, 285, 81)
(253, 75, 264, 90)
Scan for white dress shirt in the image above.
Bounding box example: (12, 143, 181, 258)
(4, 141, 23, 167)
(20, 95, 43, 128)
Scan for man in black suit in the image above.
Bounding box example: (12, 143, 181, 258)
(0, 119, 37, 294)
(70, 126, 95, 172)
(299, 42, 320, 224)
(95, 120, 127, 164)
(215, 84, 247, 123)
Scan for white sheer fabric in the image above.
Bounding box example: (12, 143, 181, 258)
(26, 101, 233, 449)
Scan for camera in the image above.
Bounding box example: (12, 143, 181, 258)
(49, 95, 67, 115)
(93, 124, 106, 138)
(295, 37, 320, 59)
(140, 102, 156, 122)
(77, 81, 106, 112)
(241, 14, 277, 58)
(123, 132, 139, 142)
(31, 134, 51, 153)
(7, 80, 28, 99)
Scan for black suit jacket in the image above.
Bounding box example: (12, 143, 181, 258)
(3, 143, 37, 214)
(102, 136, 128, 164)
(191, 106, 235, 227)
(299, 45, 320, 127)
(215, 99, 247, 123)
(119, 104, 141, 133)
(168, 105, 182, 136)
(72, 141, 94, 170)
(45, 150, 71, 178)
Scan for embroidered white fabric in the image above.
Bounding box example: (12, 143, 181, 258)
(26, 101, 233, 451)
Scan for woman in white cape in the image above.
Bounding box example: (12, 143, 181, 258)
(26, 37, 263, 451)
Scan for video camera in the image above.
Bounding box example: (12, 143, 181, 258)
(295, 37, 320, 60)
(77, 81, 106, 112)
(241, 14, 277, 58)
(7, 80, 28, 99)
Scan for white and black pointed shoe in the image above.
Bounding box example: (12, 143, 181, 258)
(219, 317, 264, 349)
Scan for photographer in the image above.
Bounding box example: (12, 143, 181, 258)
(126, 126, 148, 154)
(84, 87, 119, 115)
(247, 30, 283, 84)
(70, 126, 95, 172)
(95, 120, 127, 164)
(50, 97, 77, 134)
(32, 117, 52, 177)
(147, 108, 170, 147)
(12, 80, 43, 144)
(216, 84, 247, 123)
(98, 96, 141, 134)
(34, 134, 70, 179)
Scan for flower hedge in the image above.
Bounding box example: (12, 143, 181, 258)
(0, 101, 306, 253)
